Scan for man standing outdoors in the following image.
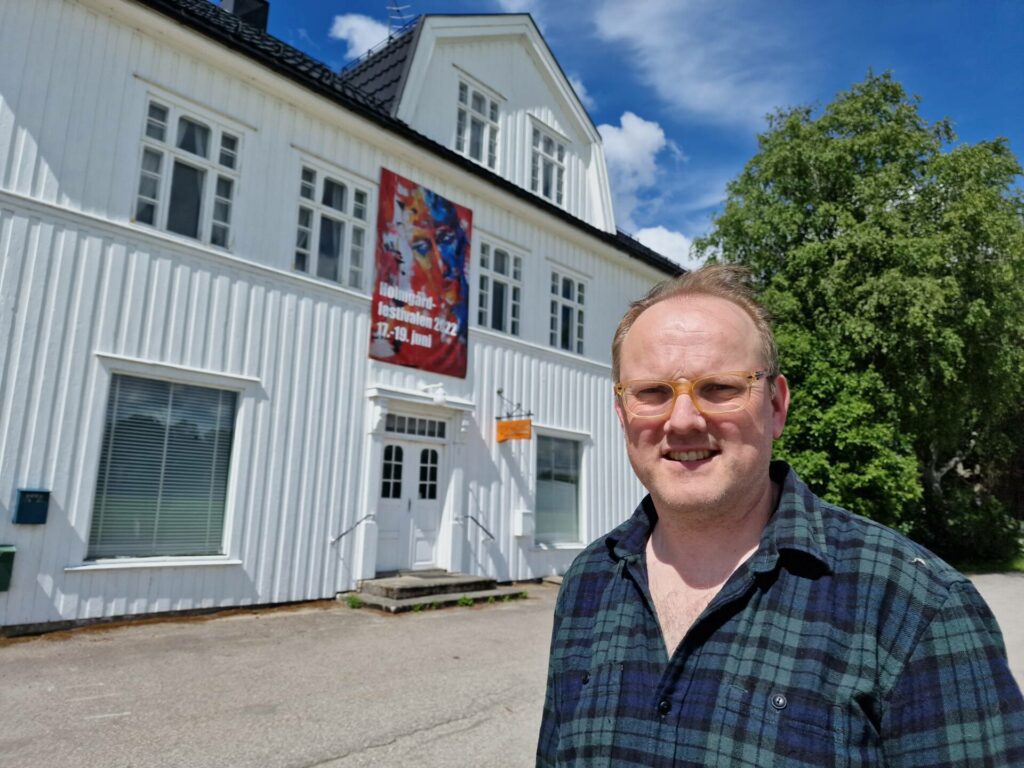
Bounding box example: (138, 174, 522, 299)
(537, 265, 1024, 766)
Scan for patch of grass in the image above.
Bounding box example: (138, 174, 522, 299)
(411, 603, 424, 613)
(457, 595, 474, 607)
(486, 596, 496, 604)
(345, 594, 363, 609)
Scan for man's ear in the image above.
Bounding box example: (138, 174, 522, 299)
(770, 373, 790, 439)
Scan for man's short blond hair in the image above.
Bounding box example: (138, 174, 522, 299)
(611, 264, 780, 384)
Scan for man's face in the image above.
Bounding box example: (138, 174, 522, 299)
(615, 295, 789, 521)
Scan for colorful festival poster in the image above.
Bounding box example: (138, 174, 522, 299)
(369, 169, 473, 378)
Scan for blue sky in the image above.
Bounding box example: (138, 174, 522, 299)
(263, 0, 1024, 269)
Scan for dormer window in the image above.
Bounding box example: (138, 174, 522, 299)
(456, 80, 499, 170)
(531, 126, 565, 206)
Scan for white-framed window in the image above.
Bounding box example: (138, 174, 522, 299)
(550, 270, 585, 354)
(134, 98, 240, 249)
(478, 242, 522, 336)
(531, 125, 565, 205)
(456, 80, 499, 170)
(293, 164, 370, 290)
(535, 435, 581, 546)
(88, 374, 237, 559)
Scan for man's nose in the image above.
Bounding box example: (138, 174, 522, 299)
(664, 389, 707, 433)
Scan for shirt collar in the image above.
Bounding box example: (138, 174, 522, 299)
(606, 460, 833, 575)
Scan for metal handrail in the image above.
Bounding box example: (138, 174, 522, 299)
(462, 514, 496, 541)
(330, 514, 375, 545)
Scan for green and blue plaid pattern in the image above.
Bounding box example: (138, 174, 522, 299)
(538, 462, 1024, 767)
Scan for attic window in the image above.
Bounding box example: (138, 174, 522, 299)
(456, 80, 499, 170)
(531, 126, 565, 206)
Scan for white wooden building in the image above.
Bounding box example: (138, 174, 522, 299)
(0, 0, 678, 631)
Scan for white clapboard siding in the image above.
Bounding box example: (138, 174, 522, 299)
(0, 0, 668, 627)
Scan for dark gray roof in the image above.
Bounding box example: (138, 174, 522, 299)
(131, 0, 682, 277)
(338, 21, 421, 117)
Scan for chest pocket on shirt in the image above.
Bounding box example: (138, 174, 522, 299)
(708, 682, 847, 768)
(554, 662, 623, 766)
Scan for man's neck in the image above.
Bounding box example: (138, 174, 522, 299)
(648, 481, 778, 588)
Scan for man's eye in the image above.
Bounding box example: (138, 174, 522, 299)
(697, 381, 743, 399)
(633, 385, 672, 400)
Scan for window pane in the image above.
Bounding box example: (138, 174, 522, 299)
(561, 305, 573, 350)
(469, 118, 484, 161)
(456, 109, 466, 152)
(543, 159, 554, 199)
(219, 133, 238, 169)
(141, 148, 162, 174)
(88, 375, 236, 558)
(322, 178, 346, 212)
(349, 227, 364, 288)
(471, 91, 485, 113)
(300, 167, 316, 199)
(213, 200, 231, 224)
(138, 173, 159, 201)
(492, 280, 507, 332)
(216, 176, 233, 200)
(535, 436, 580, 545)
(489, 101, 498, 122)
(176, 117, 210, 157)
(458, 82, 468, 104)
(494, 249, 508, 275)
(146, 103, 168, 141)
(210, 223, 229, 248)
(317, 216, 343, 281)
(353, 190, 367, 220)
(562, 277, 573, 300)
(135, 200, 156, 225)
(166, 161, 204, 239)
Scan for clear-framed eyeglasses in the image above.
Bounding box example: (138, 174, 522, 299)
(614, 370, 771, 419)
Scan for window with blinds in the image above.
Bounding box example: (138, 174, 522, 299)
(87, 374, 237, 559)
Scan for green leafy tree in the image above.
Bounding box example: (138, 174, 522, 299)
(696, 72, 1024, 563)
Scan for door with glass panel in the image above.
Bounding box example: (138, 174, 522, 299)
(375, 440, 445, 572)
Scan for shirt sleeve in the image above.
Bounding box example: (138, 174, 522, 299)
(880, 579, 1024, 766)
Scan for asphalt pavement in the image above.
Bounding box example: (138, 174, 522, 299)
(1, 575, 1021, 768)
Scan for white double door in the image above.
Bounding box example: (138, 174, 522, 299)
(375, 440, 445, 573)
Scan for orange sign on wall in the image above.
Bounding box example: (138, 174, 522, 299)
(496, 419, 532, 443)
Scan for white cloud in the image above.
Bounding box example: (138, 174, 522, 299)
(593, 0, 796, 130)
(598, 112, 671, 229)
(635, 226, 702, 271)
(328, 14, 390, 61)
(568, 75, 595, 111)
(496, 0, 538, 10)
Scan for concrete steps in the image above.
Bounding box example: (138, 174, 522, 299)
(343, 570, 527, 614)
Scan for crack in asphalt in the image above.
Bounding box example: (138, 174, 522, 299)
(297, 709, 490, 767)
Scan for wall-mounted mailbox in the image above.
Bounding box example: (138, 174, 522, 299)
(0, 545, 14, 591)
(14, 489, 50, 525)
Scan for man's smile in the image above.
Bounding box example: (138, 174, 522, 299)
(665, 449, 718, 462)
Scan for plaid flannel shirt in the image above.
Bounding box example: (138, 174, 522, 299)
(537, 461, 1024, 767)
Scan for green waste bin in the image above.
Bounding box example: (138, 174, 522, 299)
(0, 545, 14, 591)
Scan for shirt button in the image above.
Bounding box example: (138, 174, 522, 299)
(657, 698, 671, 716)
(581, 671, 590, 685)
(770, 693, 787, 710)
